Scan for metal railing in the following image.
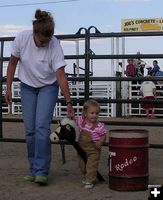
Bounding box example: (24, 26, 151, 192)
(0, 27, 163, 150)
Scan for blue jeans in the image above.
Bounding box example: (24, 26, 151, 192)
(20, 82, 59, 177)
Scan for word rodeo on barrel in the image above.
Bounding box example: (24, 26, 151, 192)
(115, 156, 137, 172)
(109, 152, 138, 172)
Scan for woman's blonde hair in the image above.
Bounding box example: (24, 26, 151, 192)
(33, 9, 55, 38)
(82, 99, 100, 118)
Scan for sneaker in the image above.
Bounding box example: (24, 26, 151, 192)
(35, 176, 48, 185)
(82, 178, 87, 185)
(24, 175, 35, 182)
(84, 182, 94, 189)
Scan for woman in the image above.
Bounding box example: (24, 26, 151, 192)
(5, 9, 74, 185)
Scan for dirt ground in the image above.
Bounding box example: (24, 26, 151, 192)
(0, 116, 163, 200)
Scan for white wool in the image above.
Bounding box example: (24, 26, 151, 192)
(61, 118, 76, 128)
(50, 131, 59, 142)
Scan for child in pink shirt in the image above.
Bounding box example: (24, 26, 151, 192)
(76, 99, 107, 189)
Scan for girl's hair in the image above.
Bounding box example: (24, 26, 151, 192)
(33, 9, 55, 38)
(82, 99, 100, 118)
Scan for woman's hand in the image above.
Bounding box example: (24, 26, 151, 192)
(5, 55, 19, 105)
(5, 89, 12, 105)
(67, 103, 75, 118)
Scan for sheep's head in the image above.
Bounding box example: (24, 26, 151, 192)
(50, 118, 78, 143)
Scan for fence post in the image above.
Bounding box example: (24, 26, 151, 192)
(0, 41, 4, 139)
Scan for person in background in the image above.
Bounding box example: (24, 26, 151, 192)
(140, 76, 156, 119)
(151, 60, 163, 84)
(146, 66, 153, 76)
(5, 9, 74, 185)
(125, 58, 137, 77)
(139, 61, 146, 77)
(125, 58, 137, 88)
(75, 99, 107, 189)
(134, 52, 146, 78)
(151, 60, 160, 76)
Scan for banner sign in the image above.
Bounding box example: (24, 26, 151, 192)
(121, 18, 163, 32)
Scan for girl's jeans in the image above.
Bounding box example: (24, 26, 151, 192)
(20, 82, 59, 177)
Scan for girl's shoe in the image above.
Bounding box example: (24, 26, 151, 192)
(82, 178, 87, 185)
(35, 176, 48, 185)
(84, 182, 94, 189)
(24, 175, 35, 182)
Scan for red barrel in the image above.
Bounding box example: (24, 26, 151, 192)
(108, 129, 149, 191)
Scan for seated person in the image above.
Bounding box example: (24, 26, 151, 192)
(151, 60, 162, 76)
(134, 52, 147, 77)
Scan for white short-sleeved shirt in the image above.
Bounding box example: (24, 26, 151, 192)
(11, 30, 66, 87)
(140, 81, 156, 97)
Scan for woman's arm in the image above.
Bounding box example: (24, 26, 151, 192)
(56, 67, 75, 118)
(5, 55, 19, 104)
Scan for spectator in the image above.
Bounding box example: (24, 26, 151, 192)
(146, 66, 153, 76)
(125, 58, 137, 77)
(151, 60, 160, 76)
(134, 52, 146, 77)
(140, 76, 156, 119)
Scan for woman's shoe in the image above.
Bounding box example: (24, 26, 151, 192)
(24, 175, 35, 182)
(35, 176, 48, 185)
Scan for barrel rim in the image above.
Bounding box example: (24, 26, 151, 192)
(109, 129, 148, 133)
(109, 129, 148, 138)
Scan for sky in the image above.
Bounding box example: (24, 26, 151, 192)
(0, 0, 163, 76)
(0, 0, 162, 35)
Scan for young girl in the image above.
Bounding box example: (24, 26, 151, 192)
(76, 99, 107, 189)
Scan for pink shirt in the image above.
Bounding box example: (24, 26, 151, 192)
(76, 116, 107, 141)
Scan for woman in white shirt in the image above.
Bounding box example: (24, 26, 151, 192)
(5, 9, 74, 185)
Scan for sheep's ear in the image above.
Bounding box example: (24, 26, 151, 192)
(66, 124, 71, 131)
(56, 126, 61, 134)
